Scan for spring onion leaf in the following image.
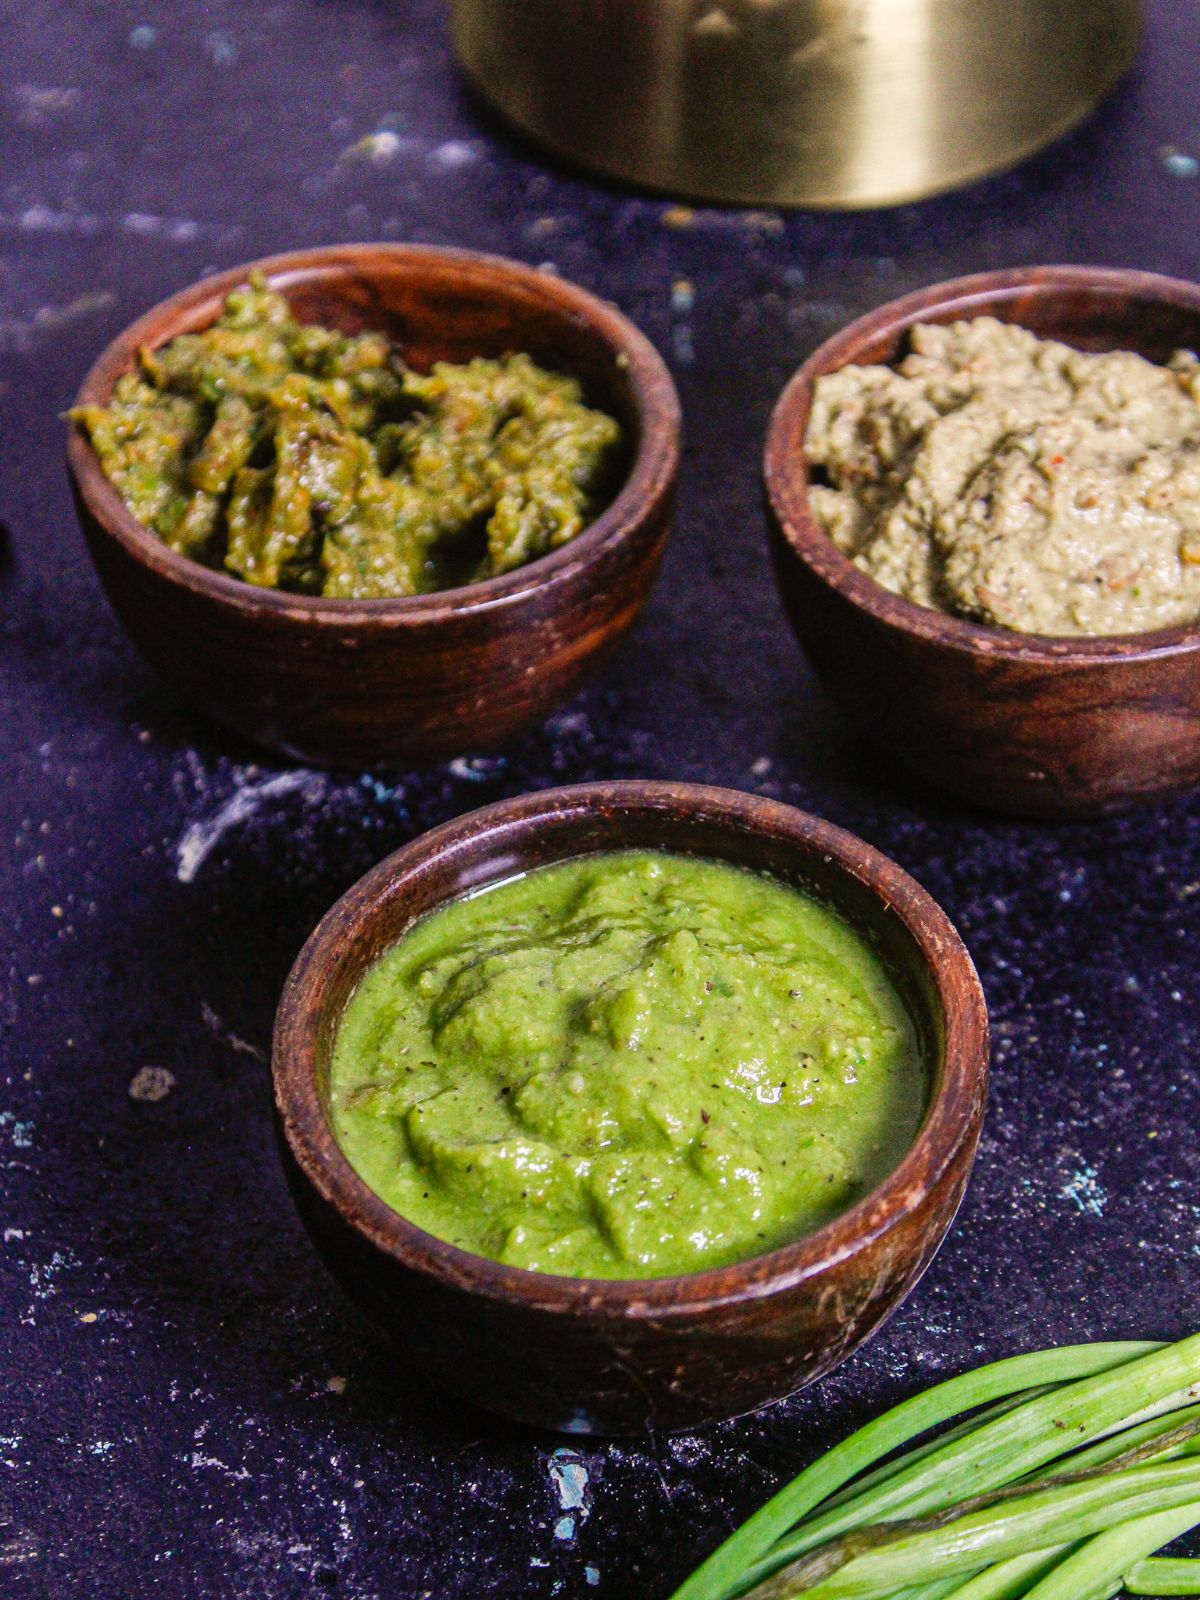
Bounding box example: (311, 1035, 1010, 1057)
(742, 1459, 1200, 1598)
(1018, 1503, 1200, 1600)
(751, 1335, 1200, 1590)
(668, 1343, 1159, 1600)
(1125, 1555, 1200, 1594)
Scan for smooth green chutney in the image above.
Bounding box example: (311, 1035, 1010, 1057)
(331, 852, 925, 1278)
(73, 275, 622, 599)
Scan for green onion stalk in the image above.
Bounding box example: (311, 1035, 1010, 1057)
(668, 1335, 1200, 1600)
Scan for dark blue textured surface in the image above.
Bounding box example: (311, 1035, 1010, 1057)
(2, 3, 1198, 1595)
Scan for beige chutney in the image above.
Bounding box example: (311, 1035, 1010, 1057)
(806, 317, 1200, 637)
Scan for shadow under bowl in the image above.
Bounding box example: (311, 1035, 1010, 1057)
(272, 781, 989, 1435)
(68, 245, 680, 768)
(765, 266, 1200, 820)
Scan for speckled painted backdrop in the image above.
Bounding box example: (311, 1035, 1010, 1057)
(2, 2, 1199, 1596)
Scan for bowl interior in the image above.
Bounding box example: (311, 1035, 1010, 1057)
(829, 274, 1200, 367)
(274, 261, 638, 432)
(310, 816, 948, 1118)
(74, 247, 673, 571)
(770, 267, 1200, 656)
(279, 785, 985, 1302)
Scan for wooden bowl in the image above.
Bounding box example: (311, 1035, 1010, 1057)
(67, 246, 680, 768)
(272, 781, 989, 1435)
(765, 267, 1200, 820)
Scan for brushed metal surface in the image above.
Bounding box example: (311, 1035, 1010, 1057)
(452, 0, 1141, 208)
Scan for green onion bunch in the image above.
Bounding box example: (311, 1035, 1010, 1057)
(669, 1335, 1200, 1600)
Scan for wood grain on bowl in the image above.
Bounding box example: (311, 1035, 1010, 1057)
(272, 782, 989, 1436)
(765, 266, 1200, 820)
(67, 245, 680, 768)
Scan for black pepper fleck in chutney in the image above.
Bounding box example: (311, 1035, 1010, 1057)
(71, 276, 624, 599)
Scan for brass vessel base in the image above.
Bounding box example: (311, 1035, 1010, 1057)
(452, 0, 1141, 210)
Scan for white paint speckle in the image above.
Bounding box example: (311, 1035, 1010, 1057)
(1160, 146, 1199, 178)
(1061, 1164, 1108, 1217)
(550, 1451, 590, 1511)
(371, 129, 404, 162)
(340, 129, 413, 164)
(28, 1247, 78, 1301)
(672, 324, 696, 366)
(448, 756, 495, 782)
(6, 203, 225, 245)
(0, 1529, 40, 1567)
(369, 128, 401, 160)
(175, 770, 324, 882)
(204, 30, 237, 66)
(547, 1449, 591, 1547)
(671, 277, 695, 315)
(190, 1451, 251, 1480)
(668, 1434, 707, 1466)
(200, 1002, 263, 1061)
(129, 1066, 175, 1103)
(7, 206, 228, 246)
(430, 139, 477, 168)
(360, 774, 406, 807)
(18, 204, 74, 233)
(0, 1113, 33, 1148)
(560, 1409, 595, 1434)
(11, 84, 80, 128)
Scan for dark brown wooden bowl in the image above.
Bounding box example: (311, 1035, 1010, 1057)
(67, 245, 680, 767)
(765, 267, 1200, 820)
(272, 781, 989, 1435)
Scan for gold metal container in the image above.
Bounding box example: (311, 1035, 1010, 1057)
(451, 0, 1141, 209)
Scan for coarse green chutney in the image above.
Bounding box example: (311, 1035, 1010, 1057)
(73, 275, 622, 599)
(330, 851, 925, 1279)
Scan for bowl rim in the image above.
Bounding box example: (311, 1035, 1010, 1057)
(66, 242, 681, 626)
(764, 264, 1200, 663)
(272, 780, 989, 1319)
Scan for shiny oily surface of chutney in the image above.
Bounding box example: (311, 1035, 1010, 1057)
(330, 851, 926, 1279)
(72, 275, 622, 599)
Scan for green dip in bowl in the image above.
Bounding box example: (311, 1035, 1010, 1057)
(330, 849, 925, 1279)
